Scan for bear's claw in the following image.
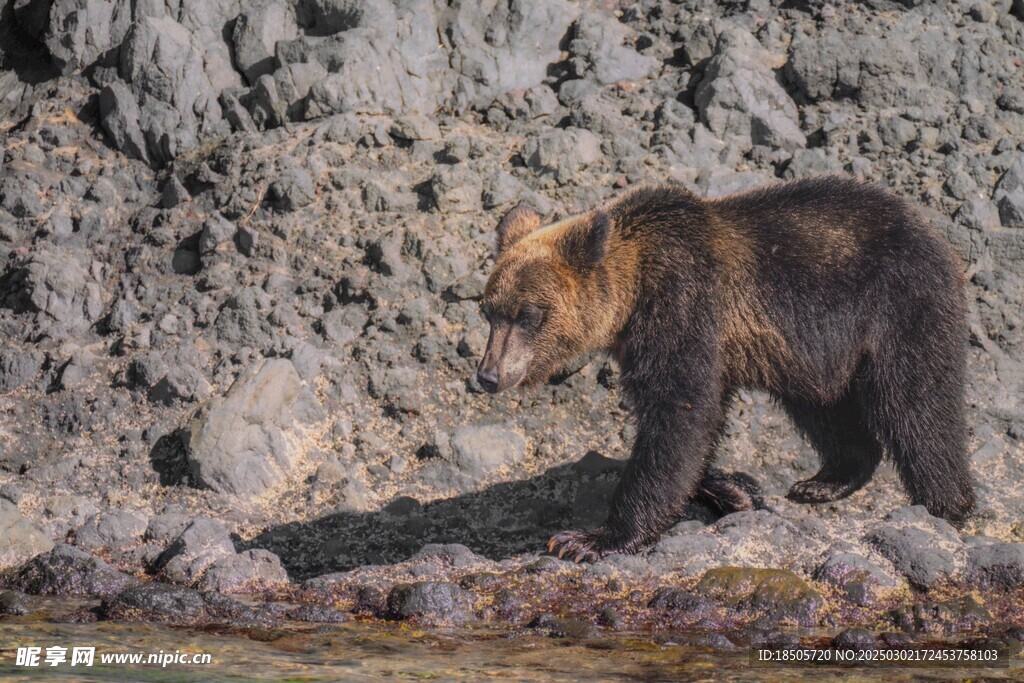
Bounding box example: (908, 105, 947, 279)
(546, 529, 626, 564)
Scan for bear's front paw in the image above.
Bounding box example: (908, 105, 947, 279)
(546, 528, 635, 563)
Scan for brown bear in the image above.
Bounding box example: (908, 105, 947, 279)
(476, 175, 975, 563)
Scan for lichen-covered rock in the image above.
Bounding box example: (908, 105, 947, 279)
(694, 567, 824, 627)
(814, 552, 902, 607)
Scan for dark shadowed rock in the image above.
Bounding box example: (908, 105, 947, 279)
(386, 581, 474, 623)
(0, 589, 32, 616)
(647, 587, 719, 624)
(100, 582, 274, 627)
(12, 544, 140, 597)
(833, 628, 878, 650)
(0, 347, 44, 393)
(966, 538, 1024, 589)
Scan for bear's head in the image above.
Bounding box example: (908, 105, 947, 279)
(476, 204, 614, 393)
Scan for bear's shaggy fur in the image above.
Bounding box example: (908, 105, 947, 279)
(477, 175, 974, 562)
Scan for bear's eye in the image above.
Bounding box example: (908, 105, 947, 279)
(517, 305, 545, 329)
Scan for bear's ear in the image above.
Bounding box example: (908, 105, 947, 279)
(496, 204, 542, 254)
(561, 211, 611, 270)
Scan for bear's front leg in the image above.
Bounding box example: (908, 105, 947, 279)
(548, 376, 725, 563)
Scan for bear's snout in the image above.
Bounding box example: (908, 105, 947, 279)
(476, 367, 500, 393)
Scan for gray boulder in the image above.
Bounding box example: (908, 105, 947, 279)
(444, 0, 578, 108)
(187, 359, 324, 495)
(73, 510, 149, 553)
(522, 127, 603, 184)
(197, 549, 289, 592)
(0, 500, 53, 570)
(449, 424, 527, 481)
(2, 247, 106, 334)
(695, 29, 805, 153)
(295, 0, 448, 119)
(864, 525, 958, 589)
(155, 517, 236, 585)
(966, 538, 1024, 589)
(0, 346, 44, 393)
(118, 16, 224, 164)
(568, 12, 657, 85)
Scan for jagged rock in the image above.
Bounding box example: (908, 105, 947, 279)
(154, 517, 236, 585)
(695, 29, 805, 153)
(98, 80, 150, 164)
(232, 0, 299, 85)
(43, 0, 133, 75)
(568, 12, 657, 85)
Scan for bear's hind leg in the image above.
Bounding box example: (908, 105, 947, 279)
(860, 341, 975, 526)
(783, 390, 883, 504)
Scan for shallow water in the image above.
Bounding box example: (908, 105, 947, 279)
(0, 602, 1020, 682)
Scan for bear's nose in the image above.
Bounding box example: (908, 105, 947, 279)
(477, 368, 500, 393)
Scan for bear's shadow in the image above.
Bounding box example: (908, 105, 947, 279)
(243, 451, 719, 581)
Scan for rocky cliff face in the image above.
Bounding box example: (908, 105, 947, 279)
(1, 0, 1024, 635)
